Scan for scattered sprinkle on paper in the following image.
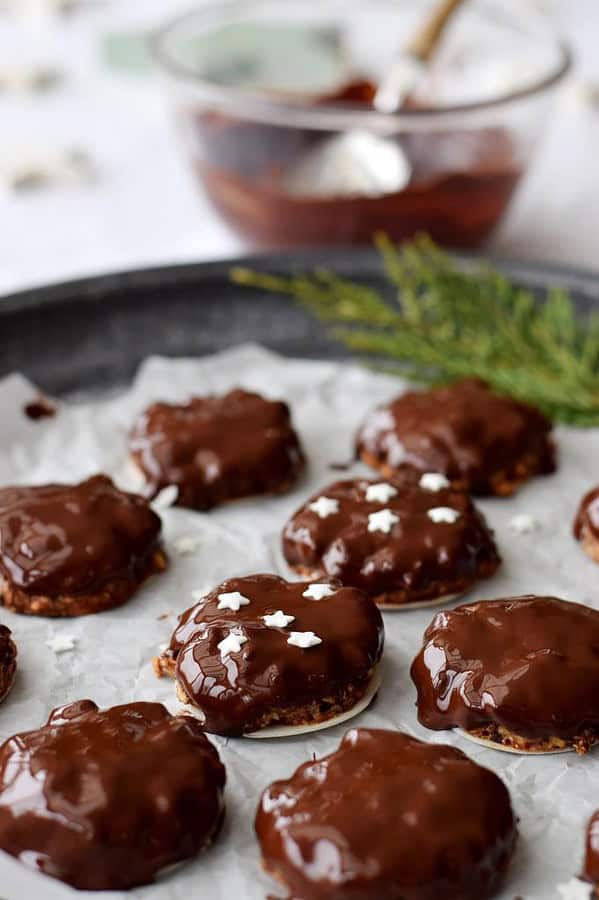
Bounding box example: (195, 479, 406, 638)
(0, 65, 61, 94)
(303, 583, 335, 601)
(172, 534, 203, 556)
(287, 631, 322, 649)
(556, 878, 593, 900)
(217, 629, 247, 659)
(428, 507, 460, 524)
(368, 509, 399, 534)
(151, 484, 178, 510)
(262, 610, 295, 628)
(1, 147, 94, 192)
(419, 472, 450, 492)
(217, 591, 251, 612)
(365, 482, 398, 503)
(508, 513, 540, 534)
(46, 634, 77, 654)
(309, 496, 339, 518)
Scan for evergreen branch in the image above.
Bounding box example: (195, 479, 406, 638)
(230, 237, 599, 426)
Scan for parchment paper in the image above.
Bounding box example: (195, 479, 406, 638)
(0, 343, 597, 900)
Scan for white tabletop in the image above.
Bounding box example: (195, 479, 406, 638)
(1, 0, 598, 296)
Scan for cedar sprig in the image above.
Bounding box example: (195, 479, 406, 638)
(231, 234, 599, 426)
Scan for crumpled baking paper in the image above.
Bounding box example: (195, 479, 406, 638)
(0, 343, 597, 900)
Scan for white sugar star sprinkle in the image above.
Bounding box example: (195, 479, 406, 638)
(151, 484, 178, 510)
(217, 629, 247, 659)
(365, 482, 398, 503)
(287, 631, 322, 649)
(428, 507, 460, 524)
(368, 509, 399, 533)
(419, 472, 450, 491)
(262, 610, 295, 628)
(557, 878, 593, 900)
(508, 513, 540, 535)
(172, 534, 203, 556)
(303, 583, 335, 601)
(309, 496, 339, 518)
(46, 634, 77, 654)
(217, 591, 251, 612)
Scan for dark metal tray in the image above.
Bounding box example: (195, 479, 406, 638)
(2, 247, 598, 396)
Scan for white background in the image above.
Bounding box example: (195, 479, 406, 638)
(0, 0, 598, 295)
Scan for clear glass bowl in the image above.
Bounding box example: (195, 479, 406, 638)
(153, 0, 570, 249)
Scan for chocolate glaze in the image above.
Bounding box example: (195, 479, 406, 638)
(0, 475, 163, 598)
(412, 596, 599, 743)
(256, 727, 517, 900)
(584, 811, 599, 887)
(162, 573, 384, 736)
(130, 389, 305, 510)
(574, 486, 599, 541)
(191, 105, 521, 249)
(282, 472, 500, 604)
(0, 700, 226, 890)
(0, 625, 16, 702)
(357, 378, 555, 496)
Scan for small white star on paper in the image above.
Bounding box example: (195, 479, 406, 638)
(172, 534, 203, 556)
(365, 483, 398, 503)
(309, 496, 339, 518)
(367, 509, 399, 533)
(287, 631, 322, 649)
(217, 591, 251, 612)
(46, 634, 77, 654)
(508, 513, 540, 534)
(556, 878, 593, 900)
(303, 583, 335, 601)
(217, 629, 247, 659)
(151, 484, 178, 510)
(419, 472, 450, 491)
(262, 610, 295, 628)
(427, 507, 460, 524)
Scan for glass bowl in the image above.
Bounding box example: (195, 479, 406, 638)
(153, 0, 571, 249)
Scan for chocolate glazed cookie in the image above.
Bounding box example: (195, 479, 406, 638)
(574, 486, 599, 564)
(0, 700, 226, 890)
(0, 625, 16, 702)
(356, 378, 556, 496)
(256, 728, 517, 900)
(412, 595, 599, 754)
(129, 388, 305, 510)
(282, 472, 500, 608)
(0, 475, 166, 616)
(154, 573, 384, 736)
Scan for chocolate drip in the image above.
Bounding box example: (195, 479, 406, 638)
(163, 573, 384, 736)
(130, 389, 305, 510)
(282, 472, 500, 603)
(412, 595, 599, 743)
(357, 378, 555, 496)
(0, 700, 226, 890)
(256, 727, 516, 900)
(0, 625, 16, 702)
(0, 475, 163, 598)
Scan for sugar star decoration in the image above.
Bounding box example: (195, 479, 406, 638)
(262, 610, 295, 628)
(303, 583, 335, 600)
(428, 507, 460, 524)
(365, 482, 398, 503)
(287, 631, 322, 649)
(368, 509, 400, 533)
(217, 629, 247, 660)
(46, 634, 77, 654)
(309, 496, 339, 518)
(508, 513, 540, 535)
(172, 534, 203, 556)
(419, 472, 450, 492)
(217, 591, 251, 612)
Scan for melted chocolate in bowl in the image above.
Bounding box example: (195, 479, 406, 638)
(0, 700, 226, 890)
(412, 596, 599, 752)
(159, 573, 384, 736)
(282, 472, 500, 605)
(130, 388, 305, 510)
(357, 378, 556, 496)
(256, 728, 517, 900)
(0, 475, 163, 608)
